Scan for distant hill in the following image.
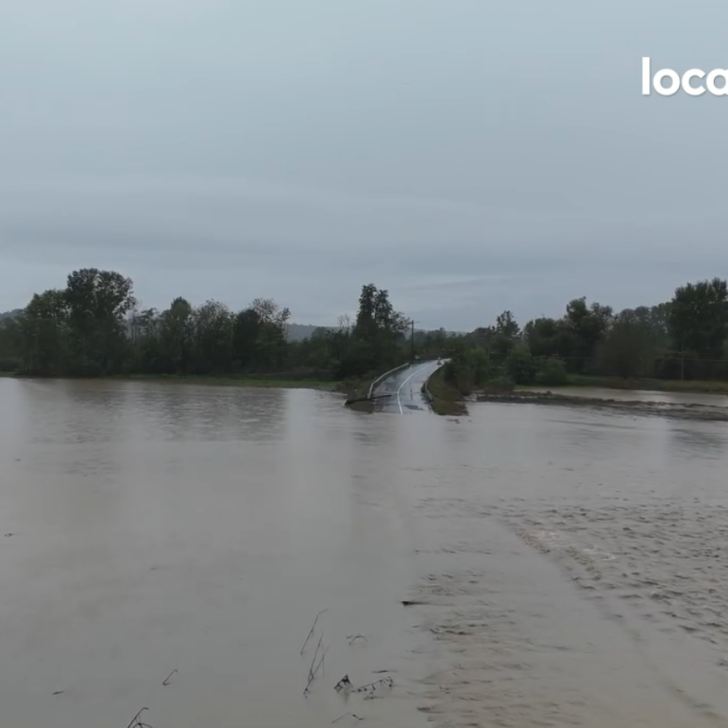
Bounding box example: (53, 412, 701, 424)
(0, 311, 463, 340)
(0, 309, 21, 322)
(285, 323, 333, 342)
(285, 322, 464, 342)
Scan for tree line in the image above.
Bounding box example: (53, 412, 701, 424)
(0, 270, 409, 381)
(0, 269, 727, 389)
(437, 277, 728, 393)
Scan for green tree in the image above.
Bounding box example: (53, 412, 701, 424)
(523, 317, 566, 359)
(16, 289, 70, 375)
(562, 297, 613, 371)
(64, 268, 136, 374)
(251, 298, 291, 370)
(0, 318, 21, 370)
(231, 307, 262, 371)
(668, 278, 728, 360)
(343, 284, 408, 377)
(158, 297, 194, 374)
(505, 345, 537, 384)
(494, 310, 520, 339)
(191, 301, 233, 374)
(595, 309, 655, 378)
(353, 283, 378, 341)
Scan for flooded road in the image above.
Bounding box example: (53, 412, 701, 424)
(372, 361, 444, 414)
(2, 378, 728, 727)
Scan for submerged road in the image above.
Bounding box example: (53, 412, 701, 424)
(372, 360, 446, 414)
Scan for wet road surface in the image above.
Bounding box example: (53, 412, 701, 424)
(371, 360, 445, 414)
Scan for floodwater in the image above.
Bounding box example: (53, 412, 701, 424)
(2, 379, 728, 727)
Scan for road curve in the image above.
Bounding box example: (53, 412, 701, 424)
(372, 360, 445, 414)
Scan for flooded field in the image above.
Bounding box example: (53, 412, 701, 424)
(402, 405, 728, 727)
(1, 378, 728, 727)
(525, 384, 728, 408)
(482, 385, 728, 422)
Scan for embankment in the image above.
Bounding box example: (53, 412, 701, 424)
(344, 362, 411, 409)
(424, 368, 468, 416)
(566, 374, 728, 395)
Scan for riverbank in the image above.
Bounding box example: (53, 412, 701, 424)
(562, 374, 728, 394)
(476, 388, 728, 422)
(424, 369, 467, 416)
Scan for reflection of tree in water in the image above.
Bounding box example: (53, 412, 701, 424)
(16, 378, 134, 446)
(140, 384, 289, 443)
(354, 430, 384, 447)
(3, 379, 131, 623)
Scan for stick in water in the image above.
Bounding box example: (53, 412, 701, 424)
(125, 708, 149, 728)
(308, 634, 323, 680)
(332, 713, 363, 723)
(300, 609, 327, 654)
(304, 647, 328, 695)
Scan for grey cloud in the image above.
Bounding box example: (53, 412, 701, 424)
(2, 0, 728, 330)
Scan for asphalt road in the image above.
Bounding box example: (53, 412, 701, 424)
(372, 360, 446, 414)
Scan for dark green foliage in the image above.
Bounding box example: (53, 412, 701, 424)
(426, 278, 728, 394)
(2, 273, 728, 387)
(534, 357, 569, 386)
(505, 346, 538, 385)
(0, 274, 413, 380)
(668, 278, 728, 360)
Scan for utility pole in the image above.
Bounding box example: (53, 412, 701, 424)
(410, 319, 419, 363)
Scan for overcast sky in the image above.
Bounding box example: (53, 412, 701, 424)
(1, 1, 726, 330)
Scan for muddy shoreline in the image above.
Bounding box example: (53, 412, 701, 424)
(475, 390, 728, 421)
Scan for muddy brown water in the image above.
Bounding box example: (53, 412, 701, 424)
(2, 378, 728, 727)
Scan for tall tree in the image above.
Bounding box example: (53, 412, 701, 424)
(191, 300, 233, 374)
(353, 283, 378, 341)
(159, 297, 194, 373)
(250, 298, 290, 369)
(562, 297, 613, 371)
(668, 278, 728, 359)
(494, 310, 520, 339)
(595, 308, 656, 378)
(64, 268, 136, 374)
(16, 289, 70, 375)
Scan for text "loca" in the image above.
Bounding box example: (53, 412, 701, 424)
(642, 57, 728, 96)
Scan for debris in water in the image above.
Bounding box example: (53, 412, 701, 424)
(304, 635, 328, 696)
(359, 676, 393, 699)
(335, 674, 353, 692)
(308, 635, 324, 681)
(162, 669, 177, 686)
(335, 674, 393, 697)
(52, 690, 64, 695)
(332, 713, 364, 723)
(125, 707, 153, 728)
(347, 634, 367, 644)
(300, 608, 327, 654)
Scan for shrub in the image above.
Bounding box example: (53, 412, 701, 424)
(535, 357, 568, 386)
(505, 346, 537, 385)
